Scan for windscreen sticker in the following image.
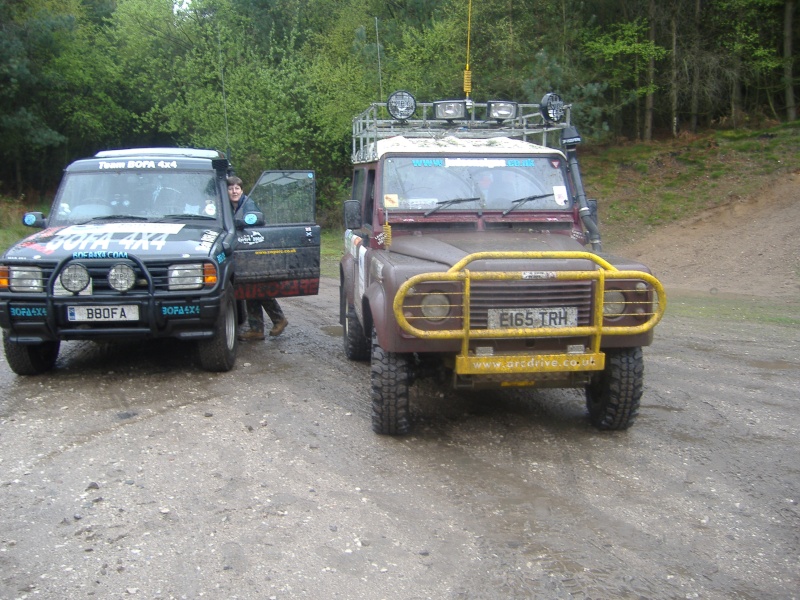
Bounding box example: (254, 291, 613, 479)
(99, 160, 179, 169)
(56, 223, 184, 235)
(444, 158, 507, 168)
(553, 186, 568, 206)
(384, 194, 399, 208)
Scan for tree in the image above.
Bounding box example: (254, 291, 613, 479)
(584, 18, 668, 140)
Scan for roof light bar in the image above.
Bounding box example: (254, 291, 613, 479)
(486, 101, 518, 121)
(433, 101, 467, 121)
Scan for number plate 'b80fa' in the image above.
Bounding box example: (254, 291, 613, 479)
(487, 306, 578, 329)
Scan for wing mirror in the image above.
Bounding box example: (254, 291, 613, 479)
(235, 211, 265, 229)
(343, 200, 361, 230)
(22, 212, 47, 228)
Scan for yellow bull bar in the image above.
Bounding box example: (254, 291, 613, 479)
(392, 251, 666, 377)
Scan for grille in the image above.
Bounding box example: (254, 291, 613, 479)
(468, 279, 593, 328)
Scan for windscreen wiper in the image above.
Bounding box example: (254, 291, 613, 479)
(424, 197, 482, 217)
(501, 193, 554, 216)
(88, 214, 149, 221)
(161, 213, 217, 220)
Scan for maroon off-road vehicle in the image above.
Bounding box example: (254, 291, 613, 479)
(340, 92, 666, 435)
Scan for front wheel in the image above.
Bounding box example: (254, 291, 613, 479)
(197, 288, 238, 372)
(370, 329, 411, 435)
(3, 332, 60, 375)
(343, 303, 369, 361)
(586, 347, 643, 430)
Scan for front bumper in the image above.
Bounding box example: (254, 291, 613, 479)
(393, 251, 666, 385)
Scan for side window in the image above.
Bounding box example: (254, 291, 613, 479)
(363, 169, 376, 228)
(351, 168, 366, 201)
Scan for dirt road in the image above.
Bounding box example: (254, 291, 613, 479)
(1, 273, 798, 599)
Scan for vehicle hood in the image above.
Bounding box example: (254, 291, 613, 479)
(387, 231, 587, 267)
(4, 222, 226, 260)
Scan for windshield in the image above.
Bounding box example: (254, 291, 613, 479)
(49, 171, 222, 225)
(381, 155, 571, 214)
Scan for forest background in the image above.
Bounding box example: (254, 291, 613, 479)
(1, 0, 797, 226)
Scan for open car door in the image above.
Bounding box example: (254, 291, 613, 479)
(233, 170, 320, 300)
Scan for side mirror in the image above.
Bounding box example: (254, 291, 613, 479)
(343, 200, 361, 230)
(235, 211, 265, 229)
(23, 212, 47, 228)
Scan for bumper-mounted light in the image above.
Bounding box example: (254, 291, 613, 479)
(60, 264, 90, 294)
(108, 263, 136, 292)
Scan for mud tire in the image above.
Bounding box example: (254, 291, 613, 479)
(343, 303, 369, 361)
(586, 347, 643, 430)
(370, 329, 411, 435)
(3, 332, 60, 375)
(197, 287, 238, 372)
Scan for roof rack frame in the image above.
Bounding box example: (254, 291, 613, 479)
(352, 101, 572, 163)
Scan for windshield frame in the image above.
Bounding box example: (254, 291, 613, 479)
(47, 169, 225, 227)
(378, 153, 573, 217)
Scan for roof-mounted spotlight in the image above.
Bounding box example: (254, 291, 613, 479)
(540, 92, 565, 123)
(386, 90, 416, 121)
(486, 101, 518, 122)
(433, 100, 467, 121)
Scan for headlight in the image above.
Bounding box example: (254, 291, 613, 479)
(603, 290, 626, 318)
(420, 293, 450, 322)
(168, 264, 203, 290)
(9, 266, 44, 293)
(108, 263, 136, 292)
(60, 264, 91, 293)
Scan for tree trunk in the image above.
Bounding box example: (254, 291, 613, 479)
(645, 0, 655, 141)
(671, 10, 678, 137)
(785, 0, 797, 121)
(690, 0, 701, 132)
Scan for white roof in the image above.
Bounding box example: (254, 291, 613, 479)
(95, 148, 223, 159)
(371, 136, 565, 160)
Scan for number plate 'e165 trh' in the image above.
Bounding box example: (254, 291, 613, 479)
(67, 305, 139, 322)
(487, 306, 578, 329)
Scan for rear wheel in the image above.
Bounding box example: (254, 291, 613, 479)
(370, 329, 411, 435)
(3, 332, 60, 375)
(198, 287, 238, 372)
(586, 347, 643, 430)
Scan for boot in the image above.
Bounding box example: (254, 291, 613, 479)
(238, 329, 265, 341)
(269, 318, 288, 337)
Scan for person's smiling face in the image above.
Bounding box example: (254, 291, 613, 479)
(227, 183, 243, 204)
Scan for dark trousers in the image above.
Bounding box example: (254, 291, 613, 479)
(246, 297, 285, 331)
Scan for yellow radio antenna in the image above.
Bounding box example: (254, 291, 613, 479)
(464, 0, 473, 99)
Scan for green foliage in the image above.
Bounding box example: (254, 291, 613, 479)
(0, 0, 796, 206)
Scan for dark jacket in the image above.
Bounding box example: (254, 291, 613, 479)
(233, 194, 259, 218)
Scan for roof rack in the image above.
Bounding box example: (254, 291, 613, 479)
(352, 100, 571, 164)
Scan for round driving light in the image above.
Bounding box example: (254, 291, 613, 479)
(540, 92, 565, 123)
(420, 293, 450, 321)
(386, 90, 416, 121)
(603, 290, 626, 317)
(108, 263, 136, 292)
(60, 264, 90, 293)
